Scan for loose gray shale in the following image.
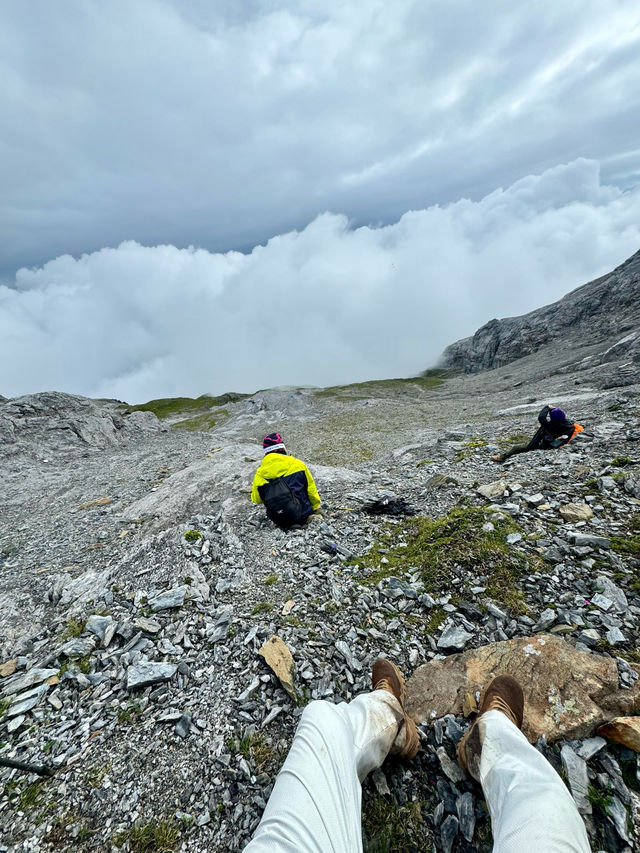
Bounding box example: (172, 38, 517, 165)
(2, 252, 640, 852)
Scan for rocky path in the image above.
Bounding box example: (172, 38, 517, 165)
(1, 375, 639, 852)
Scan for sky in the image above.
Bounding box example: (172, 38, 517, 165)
(1, 0, 640, 401)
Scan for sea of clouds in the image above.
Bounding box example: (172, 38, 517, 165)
(1, 158, 639, 403)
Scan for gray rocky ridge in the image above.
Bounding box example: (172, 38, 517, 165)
(441, 249, 640, 385)
(1, 252, 640, 852)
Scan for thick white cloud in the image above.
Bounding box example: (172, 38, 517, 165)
(2, 159, 638, 402)
(1, 0, 639, 277)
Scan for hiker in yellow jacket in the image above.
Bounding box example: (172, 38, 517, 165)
(251, 433, 321, 528)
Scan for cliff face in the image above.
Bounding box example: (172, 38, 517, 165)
(440, 250, 640, 376)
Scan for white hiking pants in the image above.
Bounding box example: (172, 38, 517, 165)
(244, 695, 591, 853)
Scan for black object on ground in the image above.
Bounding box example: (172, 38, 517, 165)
(0, 757, 54, 777)
(365, 496, 416, 516)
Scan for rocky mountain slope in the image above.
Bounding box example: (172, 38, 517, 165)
(440, 249, 640, 388)
(1, 294, 640, 852)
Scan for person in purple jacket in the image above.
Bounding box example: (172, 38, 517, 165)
(492, 404, 583, 463)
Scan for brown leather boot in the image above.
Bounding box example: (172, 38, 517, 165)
(456, 675, 524, 781)
(371, 658, 420, 761)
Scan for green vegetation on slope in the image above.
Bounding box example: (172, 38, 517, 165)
(124, 393, 246, 419)
(610, 513, 640, 557)
(171, 410, 229, 432)
(355, 506, 537, 613)
(315, 369, 452, 399)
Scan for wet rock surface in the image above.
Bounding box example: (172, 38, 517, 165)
(1, 359, 640, 851)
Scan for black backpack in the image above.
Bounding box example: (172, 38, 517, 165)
(258, 477, 304, 528)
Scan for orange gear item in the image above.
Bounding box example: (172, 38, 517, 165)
(569, 423, 584, 441)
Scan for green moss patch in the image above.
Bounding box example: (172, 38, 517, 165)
(610, 456, 633, 468)
(610, 513, 640, 557)
(497, 432, 531, 448)
(454, 436, 488, 462)
(355, 507, 532, 614)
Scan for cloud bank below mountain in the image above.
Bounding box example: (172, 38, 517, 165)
(2, 158, 639, 403)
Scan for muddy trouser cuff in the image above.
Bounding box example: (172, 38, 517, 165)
(478, 710, 591, 853)
(243, 692, 403, 853)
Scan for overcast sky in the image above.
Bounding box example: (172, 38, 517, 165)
(1, 0, 640, 401)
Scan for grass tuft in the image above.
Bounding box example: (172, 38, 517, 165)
(252, 601, 273, 615)
(610, 455, 633, 468)
(113, 819, 179, 852)
(362, 794, 428, 852)
(228, 732, 277, 772)
(587, 784, 612, 812)
(61, 618, 86, 640)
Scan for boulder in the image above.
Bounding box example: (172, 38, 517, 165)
(406, 634, 640, 743)
(559, 503, 594, 523)
(425, 474, 457, 490)
(598, 717, 640, 753)
(560, 745, 591, 814)
(0, 659, 17, 678)
(0, 391, 163, 452)
(48, 570, 111, 609)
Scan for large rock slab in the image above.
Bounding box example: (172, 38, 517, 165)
(123, 445, 258, 524)
(406, 634, 640, 743)
(0, 391, 162, 453)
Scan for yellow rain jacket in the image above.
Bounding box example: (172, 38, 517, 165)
(251, 452, 321, 513)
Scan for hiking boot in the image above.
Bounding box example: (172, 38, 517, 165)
(372, 658, 420, 761)
(456, 675, 524, 781)
(491, 454, 505, 463)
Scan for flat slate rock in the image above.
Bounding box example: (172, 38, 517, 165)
(406, 634, 640, 743)
(126, 662, 178, 690)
